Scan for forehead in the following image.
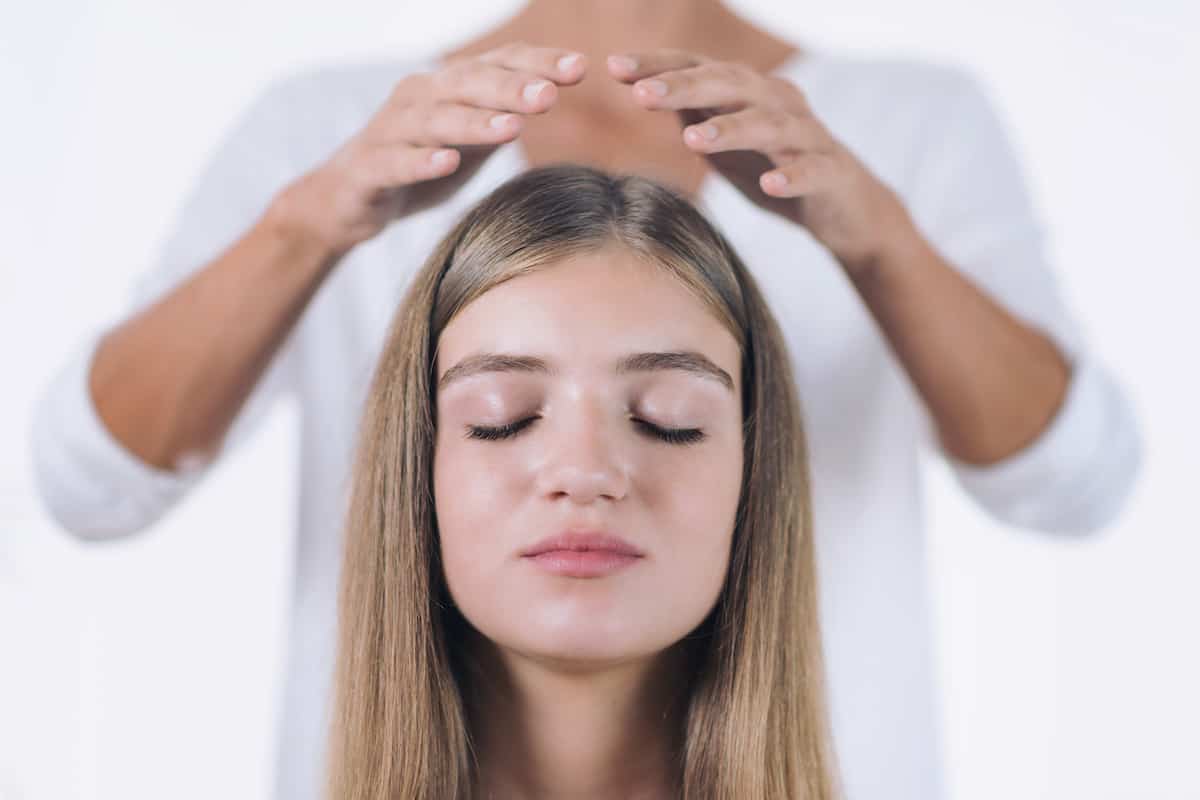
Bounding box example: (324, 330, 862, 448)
(435, 247, 739, 379)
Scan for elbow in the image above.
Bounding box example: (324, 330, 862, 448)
(951, 355, 1145, 538)
(30, 435, 152, 545)
(35, 497, 155, 544)
(32, 485, 163, 544)
(28, 400, 172, 544)
(1013, 443, 1141, 538)
(1039, 407, 1144, 537)
(1027, 375, 1145, 538)
(27, 340, 207, 544)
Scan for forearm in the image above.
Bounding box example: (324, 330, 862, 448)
(90, 189, 344, 471)
(841, 215, 1071, 466)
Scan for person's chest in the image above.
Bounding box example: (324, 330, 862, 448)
(516, 103, 711, 201)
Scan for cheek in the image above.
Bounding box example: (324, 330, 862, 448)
(656, 432, 743, 533)
(648, 438, 744, 619)
(432, 432, 527, 616)
(434, 435, 510, 519)
(432, 416, 534, 521)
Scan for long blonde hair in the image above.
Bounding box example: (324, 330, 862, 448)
(324, 163, 841, 799)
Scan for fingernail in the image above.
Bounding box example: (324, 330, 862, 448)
(608, 55, 637, 72)
(638, 79, 668, 97)
(697, 123, 718, 141)
(523, 80, 551, 104)
(490, 113, 517, 130)
(557, 53, 582, 73)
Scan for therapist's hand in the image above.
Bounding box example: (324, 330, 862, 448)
(607, 49, 913, 274)
(285, 42, 585, 255)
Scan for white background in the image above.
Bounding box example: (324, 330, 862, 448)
(2, 1, 1197, 797)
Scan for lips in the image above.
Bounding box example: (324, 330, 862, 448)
(519, 530, 645, 558)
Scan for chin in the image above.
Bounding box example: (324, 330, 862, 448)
(507, 634, 666, 670)
(489, 614, 672, 668)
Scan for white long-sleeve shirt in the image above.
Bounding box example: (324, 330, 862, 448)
(30, 45, 1142, 799)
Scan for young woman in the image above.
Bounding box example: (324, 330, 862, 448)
(324, 163, 842, 798)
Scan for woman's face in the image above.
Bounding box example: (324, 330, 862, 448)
(433, 244, 744, 666)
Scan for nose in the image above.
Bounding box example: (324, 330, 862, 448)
(533, 400, 631, 505)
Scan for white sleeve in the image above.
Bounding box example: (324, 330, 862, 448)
(903, 66, 1143, 535)
(29, 73, 308, 542)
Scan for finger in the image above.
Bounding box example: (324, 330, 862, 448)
(477, 41, 587, 85)
(376, 102, 523, 148)
(605, 49, 709, 82)
(682, 106, 826, 157)
(361, 144, 462, 188)
(629, 61, 762, 111)
(759, 152, 839, 197)
(433, 59, 561, 114)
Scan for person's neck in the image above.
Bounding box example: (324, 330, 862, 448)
(509, 0, 732, 62)
(461, 628, 693, 799)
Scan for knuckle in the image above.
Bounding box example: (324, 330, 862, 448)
(511, 71, 539, 97)
(724, 61, 749, 81)
(765, 74, 792, 93)
(496, 40, 524, 59)
(390, 101, 417, 131)
(439, 58, 473, 87)
(797, 156, 823, 182)
(475, 106, 503, 132)
(763, 106, 789, 128)
(698, 62, 723, 82)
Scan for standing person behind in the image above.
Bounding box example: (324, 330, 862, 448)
(30, 2, 1143, 798)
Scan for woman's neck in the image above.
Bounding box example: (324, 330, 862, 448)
(461, 628, 693, 799)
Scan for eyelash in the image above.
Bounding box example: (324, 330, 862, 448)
(464, 416, 706, 446)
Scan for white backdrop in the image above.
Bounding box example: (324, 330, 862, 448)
(2, 1, 1197, 797)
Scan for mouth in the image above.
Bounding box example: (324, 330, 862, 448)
(522, 549, 643, 578)
(520, 530, 645, 578)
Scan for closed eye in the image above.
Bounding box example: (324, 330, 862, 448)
(464, 416, 706, 446)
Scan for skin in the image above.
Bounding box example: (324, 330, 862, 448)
(432, 244, 744, 799)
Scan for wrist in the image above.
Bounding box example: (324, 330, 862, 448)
(266, 175, 355, 266)
(838, 197, 926, 287)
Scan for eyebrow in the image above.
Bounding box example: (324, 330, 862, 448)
(437, 350, 735, 393)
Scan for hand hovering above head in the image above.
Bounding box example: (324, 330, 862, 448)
(282, 42, 587, 255)
(608, 49, 914, 275)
